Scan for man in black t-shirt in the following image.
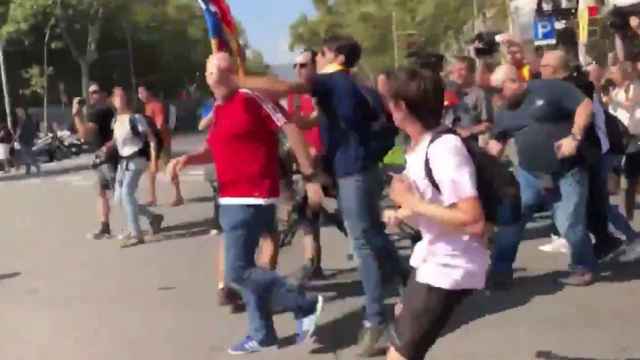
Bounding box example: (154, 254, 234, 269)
(72, 82, 116, 240)
(487, 64, 597, 287)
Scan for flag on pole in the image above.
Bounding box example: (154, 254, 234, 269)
(196, 0, 245, 76)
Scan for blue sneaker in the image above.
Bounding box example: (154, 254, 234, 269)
(295, 295, 324, 344)
(227, 336, 276, 355)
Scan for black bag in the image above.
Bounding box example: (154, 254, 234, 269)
(424, 126, 521, 226)
(605, 109, 628, 155)
(360, 86, 398, 163)
(129, 114, 164, 160)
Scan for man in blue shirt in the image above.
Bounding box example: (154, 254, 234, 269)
(240, 36, 407, 356)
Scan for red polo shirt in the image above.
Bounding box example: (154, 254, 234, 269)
(207, 89, 287, 204)
(286, 94, 323, 155)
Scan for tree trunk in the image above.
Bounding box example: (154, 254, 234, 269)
(79, 60, 90, 99)
(57, 5, 104, 98)
(123, 22, 137, 108)
(0, 41, 13, 133)
(44, 20, 53, 133)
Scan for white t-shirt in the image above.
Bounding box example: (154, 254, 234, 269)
(610, 80, 640, 135)
(113, 114, 149, 158)
(404, 133, 490, 290)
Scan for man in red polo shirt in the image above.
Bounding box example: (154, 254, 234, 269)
(169, 53, 324, 355)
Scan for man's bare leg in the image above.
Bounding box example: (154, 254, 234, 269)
(257, 232, 280, 271)
(170, 176, 185, 207)
(146, 172, 158, 206)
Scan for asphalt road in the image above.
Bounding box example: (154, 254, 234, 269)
(1, 133, 639, 360)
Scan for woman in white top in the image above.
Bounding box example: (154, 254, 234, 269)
(378, 67, 488, 360)
(111, 87, 163, 248)
(608, 62, 640, 222)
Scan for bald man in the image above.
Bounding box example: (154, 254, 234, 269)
(487, 64, 597, 287)
(169, 52, 325, 355)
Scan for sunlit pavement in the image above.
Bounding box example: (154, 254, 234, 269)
(1, 134, 639, 360)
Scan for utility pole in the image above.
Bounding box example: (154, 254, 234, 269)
(392, 10, 417, 69)
(0, 40, 13, 133)
(473, 0, 478, 34)
(393, 10, 399, 69)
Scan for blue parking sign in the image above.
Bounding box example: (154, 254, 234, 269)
(533, 17, 557, 45)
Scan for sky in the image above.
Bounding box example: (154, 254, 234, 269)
(227, 0, 317, 65)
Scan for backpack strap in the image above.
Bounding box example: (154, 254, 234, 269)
(424, 125, 458, 194)
(129, 114, 146, 139)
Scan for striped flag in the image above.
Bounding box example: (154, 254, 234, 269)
(196, 0, 245, 75)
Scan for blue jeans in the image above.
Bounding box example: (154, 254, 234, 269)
(603, 153, 638, 241)
(114, 159, 157, 237)
(337, 167, 405, 327)
(220, 204, 317, 344)
(492, 167, 596, 276)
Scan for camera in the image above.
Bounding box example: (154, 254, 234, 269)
(77, 98, 87, 107)
(471, 32, 500, 58)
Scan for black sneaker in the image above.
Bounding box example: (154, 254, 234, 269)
(86, 228, 112, 240)
(149, 214, 164, 235)
(594, 237, 625, 261)
(486, 271, 514, 291)
(311, 266, 326, 280)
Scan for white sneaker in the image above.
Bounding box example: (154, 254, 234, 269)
(538, 235, 569, 254)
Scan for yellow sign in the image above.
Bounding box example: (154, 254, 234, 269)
(578, 6, 589, 44)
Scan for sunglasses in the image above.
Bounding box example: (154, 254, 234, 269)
(89, 89, 100, 95)
(293, 63, 309, 69)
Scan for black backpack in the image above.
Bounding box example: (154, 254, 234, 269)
(129, 114, 164, 160)
(359, 86, 398, 163)
(424, 126, 521, 226)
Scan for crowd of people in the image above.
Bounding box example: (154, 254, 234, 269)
(60, 21, 640, 360)
(0, 107, 42, 176)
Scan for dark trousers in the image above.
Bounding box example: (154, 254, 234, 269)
(391, 272, 471, 360)
(586, 155, 620, 250)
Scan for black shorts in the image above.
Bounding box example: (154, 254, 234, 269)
(95, 162, 116, 191)
(624, 152, 640, 179)
(390, 272, 471, 360)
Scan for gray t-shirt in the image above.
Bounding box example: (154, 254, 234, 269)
(492, 80, 586, 174)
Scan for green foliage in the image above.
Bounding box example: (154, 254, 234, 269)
(245, 49, 270, 76)
(20, 64, 53, 96)
(289, 0, 509, 75)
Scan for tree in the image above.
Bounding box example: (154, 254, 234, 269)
(245, 49, 270, 75)
(289, 0, 509, 76)
(0, 0, 13, 131)
(2, 0, 117, 97)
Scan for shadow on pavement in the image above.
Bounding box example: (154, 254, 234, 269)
(186, 195, 214, 204)
(310, 303, 395, 356)
(0, 163, 90, 183)
(534, 350, 640, 359)
(308, 261, 640, 355)
(151, 218, 213, 243)
(0, 272, 22, 281)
